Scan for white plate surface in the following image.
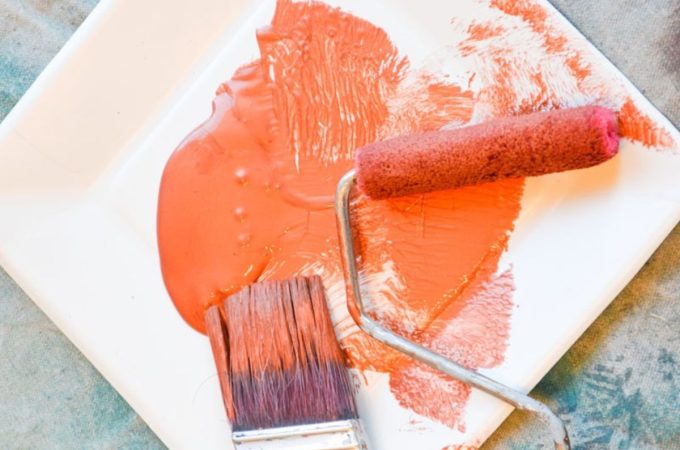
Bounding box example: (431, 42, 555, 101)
(1, 0, 679, 449)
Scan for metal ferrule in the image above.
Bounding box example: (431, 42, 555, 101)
(232, 420, 368, 450)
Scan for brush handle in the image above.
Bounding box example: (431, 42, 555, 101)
(355, 106, 618, 199)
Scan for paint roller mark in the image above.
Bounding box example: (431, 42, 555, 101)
(565, 54, 592, 82)
(466, 22, 505, 41)
(619, 97, 674, 148)
(383, 76, 475, 135)
(389, 270, 516, 431)
(454, 0, 676, 149)
(262, 0, 408, 198)
(490, 0, 566, 51)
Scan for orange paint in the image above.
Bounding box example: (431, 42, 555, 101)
(383, 76, 475, 139)
(260, 0, 408, 204)
(490, 0, 564, 52)
(466, 22, 505, 41)
(158, 0, 518, 430)
(158, 62, 298, 331)
(468, 0, 675, 151)
(490, 0, 548, 32)
(347, 184, 521, 363)
(158, 0, 677, 436)
(619, 97, 675, 148)
(565, 53, 591, 81)
(389, 270, 516, 431)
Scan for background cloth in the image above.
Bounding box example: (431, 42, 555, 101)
(0, 1, 678, 449)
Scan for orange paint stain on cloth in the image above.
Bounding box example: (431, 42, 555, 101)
(158, 0, 518, 431)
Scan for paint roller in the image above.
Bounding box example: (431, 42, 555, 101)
(335, 105, 620, 450)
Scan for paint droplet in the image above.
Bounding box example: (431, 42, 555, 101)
(234, 168, 248, 185)
(234, 207, 247, 222)
(237, 232, 252, 246)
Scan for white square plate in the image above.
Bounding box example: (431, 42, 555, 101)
(1, 0, 679, 449)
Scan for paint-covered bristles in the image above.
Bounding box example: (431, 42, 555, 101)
(205, 276, 358, 431)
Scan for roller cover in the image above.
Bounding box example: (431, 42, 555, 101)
(356, 105, 619, 199)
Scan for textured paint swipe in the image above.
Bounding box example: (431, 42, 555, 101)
(389, 270, 515, 431)
(619, 97, 675, 148)
(457, 0, 676, 150)
(158, 0, 518, 431)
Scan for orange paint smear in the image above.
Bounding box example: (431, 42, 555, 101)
(490, 0, 547, 32)
(349, 183, 521, 346)
(490, 0, 565, 52)
(619, 97, 675, 148)
(565, 54, 591, 81)
(467, 22, 505, 40)
(480, 0, 675, 150)
(389, 270, 516, 431)
(158, 0, 519, 431)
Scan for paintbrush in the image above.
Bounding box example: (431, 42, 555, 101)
(205, 275, 367, 450)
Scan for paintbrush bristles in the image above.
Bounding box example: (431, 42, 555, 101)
(215, 276, 357, 431)
(205, 306, 235, 421)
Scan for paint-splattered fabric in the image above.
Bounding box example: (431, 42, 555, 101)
(0, 1, 678, 450)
